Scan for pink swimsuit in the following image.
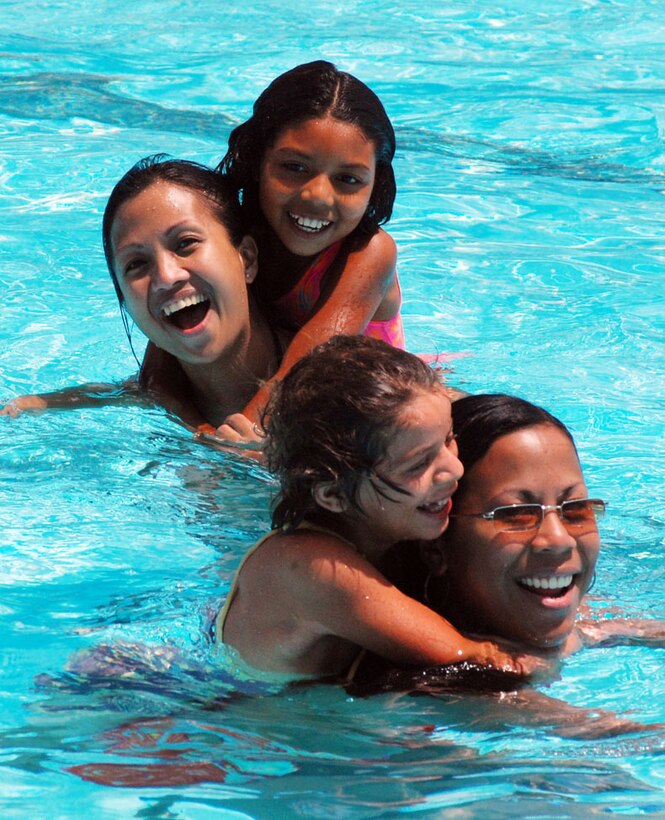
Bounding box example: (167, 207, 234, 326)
(272, 240, 405, 349)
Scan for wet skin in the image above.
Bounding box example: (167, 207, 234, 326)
(438, 425, 601, 650)
(258, 115, 377, 258)
(110, 181, 257, 367)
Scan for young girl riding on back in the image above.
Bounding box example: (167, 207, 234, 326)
(215, 335, 545, 681)
(211, 60, 404, 442)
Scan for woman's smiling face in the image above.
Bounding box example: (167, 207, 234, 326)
(440, 424, 601, 650)
(110, 180, 257, 365)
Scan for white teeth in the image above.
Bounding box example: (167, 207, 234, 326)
(290, 213, 331, 232)
(420, 498, 448, 513)
(162, 293, 207, 318)
(520, 574, 573, 591)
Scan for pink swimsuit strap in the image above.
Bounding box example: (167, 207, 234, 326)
(272, 239, 405, 349)
(273, 241, 344, 326)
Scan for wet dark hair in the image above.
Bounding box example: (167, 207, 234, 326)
(350, 394, 580, 696)
(217, 60, 396, 237)
(452, 393, 576, 503)
(102, 154, 245, 309)
(379, 393, 577, 604)
(264, 335, 444, 531)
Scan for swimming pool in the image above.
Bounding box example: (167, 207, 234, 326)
(1, 0, 663, 816)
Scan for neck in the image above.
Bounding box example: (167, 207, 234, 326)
(253, 222, 319, 301)
(179, 296, 279, 427)
(309, 509, 392, 569)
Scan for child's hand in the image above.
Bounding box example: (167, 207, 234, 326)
(0, 395, 48, 417)
(214, 414, 266, 448)
(193, 416, 266, 462)
(479, 639, 561, 682)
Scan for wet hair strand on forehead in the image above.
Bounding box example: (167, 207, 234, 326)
(102, 154, 245, 307)
(264, 335, 445, 531)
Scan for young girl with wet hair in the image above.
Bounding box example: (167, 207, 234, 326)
(211, 60, 406, 442)
(214, 336, 546, 681)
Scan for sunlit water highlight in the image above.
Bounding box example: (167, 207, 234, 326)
(1, 1, 663, 816)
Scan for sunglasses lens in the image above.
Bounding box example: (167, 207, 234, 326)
(493, 505, 541, 531)
(562, 499, 605, 527)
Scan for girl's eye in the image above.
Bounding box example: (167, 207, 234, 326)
(175, 236, 200, 253)
(281, 161, 307, 174)
(445, 432, 457, 449)
(337, 173, 363, 186)
(407, 456, 431, 475)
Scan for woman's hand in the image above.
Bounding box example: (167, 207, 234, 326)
(0, 395, 48, 417)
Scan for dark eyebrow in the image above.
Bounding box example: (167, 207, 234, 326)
(164, 220, 198, 236)
(114, 221, 203, 264)
(511, 483, 586, 504)
(271, 147, 310, 159)
(271, 147, 372, 173)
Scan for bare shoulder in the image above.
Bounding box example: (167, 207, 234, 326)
(350, 228, 397, 271)
(369, 227, 397, 256)
(139, 342, 180, 390)
(243, 528, 370, 585)
(235, 529, 391, 625)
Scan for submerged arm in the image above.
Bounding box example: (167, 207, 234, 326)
(347, 660, 661, 740)
(495, 688, 663, 739)
(578, 617, 665, 648)
(1, 379, 143, 417)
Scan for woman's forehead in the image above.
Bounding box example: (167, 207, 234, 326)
(467, 425, 583, 493)
(111, 182, 218, 246)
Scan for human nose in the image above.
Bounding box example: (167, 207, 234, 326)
(152, 250, 188, 290)
(433, 446, 464, 487)
(301, 174, 334, 206)
(530, 508, 576, 552)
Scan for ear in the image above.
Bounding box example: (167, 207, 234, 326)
(239, 235, 259, 284)
(312, 482, 348, 514)
(419, 538, 447, 577)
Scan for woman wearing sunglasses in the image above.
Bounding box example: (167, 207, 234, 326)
(378, 393, 661, 659)
(418, 393, 604, 655)
(346, 393, 665, 737)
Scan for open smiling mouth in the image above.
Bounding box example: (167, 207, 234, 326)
(418, 498, 449, 514)
(289, 213, 332, 233)
(162, 294, 211, 330)
(518, 574, 575, 599)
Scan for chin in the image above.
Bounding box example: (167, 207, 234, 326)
(519, 627, 572, 652)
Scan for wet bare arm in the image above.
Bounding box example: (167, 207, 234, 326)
(223, 530, 555, 679)
(1, 380, 143, 416)
(222, 230, 398, 442)
(495, 688, 663, 739)
(577, 617, 665, 648)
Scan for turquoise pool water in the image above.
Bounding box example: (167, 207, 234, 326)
(1, 1, 664, 816)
